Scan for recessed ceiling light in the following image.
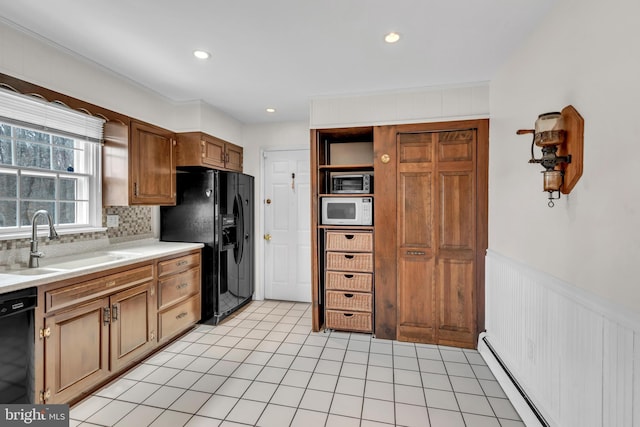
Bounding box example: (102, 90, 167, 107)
(266, 108, 276, 113)
(384, 32, 401, 43)
(193, 50, 210, 59)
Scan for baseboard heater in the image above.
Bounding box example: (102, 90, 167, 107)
(481, 336, 549, 427)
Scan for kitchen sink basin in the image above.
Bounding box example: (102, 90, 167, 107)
(43, 253, 128, 270)
(8, 268, 66, 276)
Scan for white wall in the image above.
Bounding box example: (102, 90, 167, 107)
(489, 0, 640, 312)
(486, 0, 640, 424)
(310, 83, 489, 128)
(241, 121, 311, 300)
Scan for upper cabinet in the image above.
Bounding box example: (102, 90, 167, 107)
(176, 131, 243, 172)
(103, 120, 176, 206)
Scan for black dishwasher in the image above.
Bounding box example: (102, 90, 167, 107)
(0, 287, 37, 404)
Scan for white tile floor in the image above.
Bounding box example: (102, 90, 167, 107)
(70, 300, 524, 427)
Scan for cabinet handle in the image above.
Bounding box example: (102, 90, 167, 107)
(176, 283, 189, 290)
(112, 304, 119, 321)
(343, 293, 354, 298)
(176, 312, 188, 320)
(344, 255, 354, 260)
(344, 234, 355, 240)
(176, 260, 188, 266)
(344, 274, 354, 279)
(343, 313, 354, 317)
(106, 280, 116, 287)
(103, 306, 111, 325)
(406, 250, 426, 256)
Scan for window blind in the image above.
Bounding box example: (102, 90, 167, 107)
(0, 87, 105, 143)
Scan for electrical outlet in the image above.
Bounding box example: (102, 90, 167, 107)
(106, 214, 119, 227)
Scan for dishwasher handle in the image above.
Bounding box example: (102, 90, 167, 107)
(0, 287, 37, 318)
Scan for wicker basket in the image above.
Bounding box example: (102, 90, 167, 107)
(326, 231, 373, 252)
(325, 310, 372, 332)
(326, 252, 373, 272)
(326, 291, 372, 312)
(325, 271, 372, 292)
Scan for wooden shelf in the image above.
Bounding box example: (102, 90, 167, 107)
(319, 164, 374, 170)
(318, 225, 374, 231)
(319, 193, 373, 198)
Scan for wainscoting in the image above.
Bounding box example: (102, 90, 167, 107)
(481, 250, 640, 427)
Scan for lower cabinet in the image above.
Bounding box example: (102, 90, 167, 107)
(37, 249, 201, 404)
(323, 230, 374, 333)
(156, 252, 201, 343)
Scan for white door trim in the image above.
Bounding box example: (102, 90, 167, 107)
(257, 145, 309, 302)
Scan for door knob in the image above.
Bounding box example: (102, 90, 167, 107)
(264, 233, 272, 241)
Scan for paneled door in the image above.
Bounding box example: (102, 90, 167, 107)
(396, 129, 479, 348)
(263, 149, 311, 302)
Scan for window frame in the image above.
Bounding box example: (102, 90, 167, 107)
(0, 120, 104, 240)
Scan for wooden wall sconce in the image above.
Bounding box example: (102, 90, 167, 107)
(517, 105, 584, 207)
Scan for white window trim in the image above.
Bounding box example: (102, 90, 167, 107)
(0, 88, 106, 238)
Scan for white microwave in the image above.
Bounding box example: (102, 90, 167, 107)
(321, 197, 373, 226)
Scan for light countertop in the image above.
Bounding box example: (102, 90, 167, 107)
(0, 240, 204, 295)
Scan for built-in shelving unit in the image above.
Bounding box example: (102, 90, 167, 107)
(311, 126, 375, 333)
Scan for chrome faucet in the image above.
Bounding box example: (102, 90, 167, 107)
(29, 209, 59, 268)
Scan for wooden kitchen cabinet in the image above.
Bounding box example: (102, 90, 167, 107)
(43, 297, 110, 404)
(176, 131, 243, 172)
(374, 120, 489, 348)
(103, 120, 176, 206)
(40, 264, 156, 404)
(156, 251, 201, 343)
(109, 282, 156, 372)
(35, 249, 201, 404)
(310, 122, 488, 349)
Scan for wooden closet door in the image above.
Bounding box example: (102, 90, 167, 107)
(396, 129, 477, 347)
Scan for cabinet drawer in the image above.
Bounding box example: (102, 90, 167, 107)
(326, 252, 373, 272)
(45, 265, 153, 313)
(325, 310, 372, 333)
(158, 268, 200, 310)
(325, 271, 372, 292)
(326, 231, 372, 252)
(326, 291, 371, 312)
(158, 293, 200, 341)
(158, 252, 200, 277)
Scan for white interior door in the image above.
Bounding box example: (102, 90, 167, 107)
(264, 149, 311, 302)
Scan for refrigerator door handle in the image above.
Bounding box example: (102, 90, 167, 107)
(234, 193, 245, 265)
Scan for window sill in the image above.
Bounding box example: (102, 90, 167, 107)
(0, 226, 108, 241)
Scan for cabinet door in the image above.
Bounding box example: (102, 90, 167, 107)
(225, 142, 243, 171)
(130, 120, 176, 205)
(202, 136, 226, 169)
(396, 129, 477, 348)
(44, 298, 110, 404)
(110, 282, 156, 372)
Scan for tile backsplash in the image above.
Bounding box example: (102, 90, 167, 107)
(0, 206, 155, 266)
(103, 206, 154, 241)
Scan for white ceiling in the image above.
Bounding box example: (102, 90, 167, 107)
(0, 0, 555, 124)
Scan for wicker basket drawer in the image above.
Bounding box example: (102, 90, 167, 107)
(325, 271, 372, 292)
(326, 252, 373, 272)
(325, 310, 372, 333)
(326, 291, 372, 312)
(326, 231, 373, 252)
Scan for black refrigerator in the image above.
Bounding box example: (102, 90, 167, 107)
(160, 169, 254, 324)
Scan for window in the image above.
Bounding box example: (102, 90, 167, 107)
(0, 89, 104, 236)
